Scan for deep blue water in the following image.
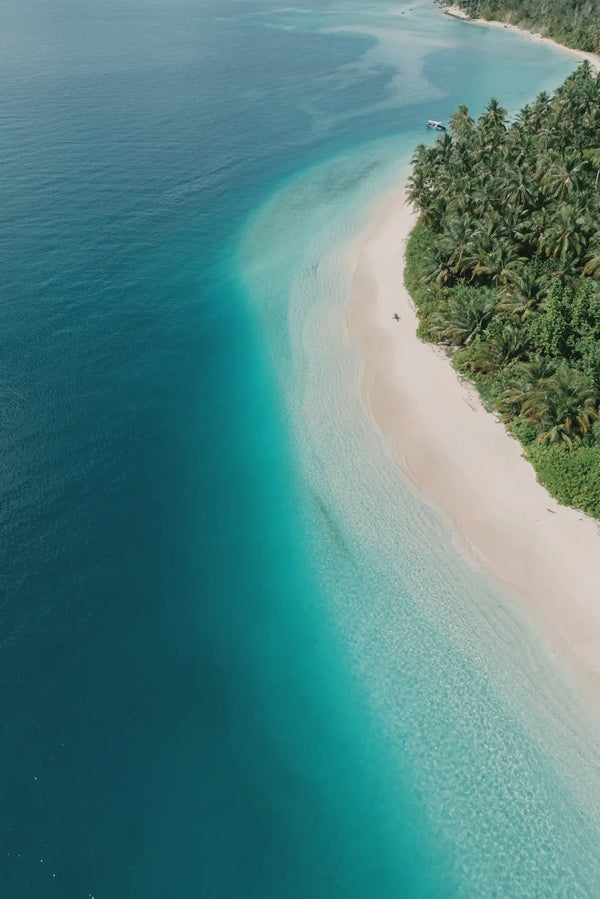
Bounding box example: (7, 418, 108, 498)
(1, 1, 595, 897)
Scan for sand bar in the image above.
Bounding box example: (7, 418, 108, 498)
(443, 4, 600, 74)
(348, 187, 600, 702)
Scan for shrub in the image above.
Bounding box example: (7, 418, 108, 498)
(525, 444, 600, 518)
(404, 223, 445, 341)
(508, 415, 539, 445)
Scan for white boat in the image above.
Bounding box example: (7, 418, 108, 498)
(426, 119, 447, 131)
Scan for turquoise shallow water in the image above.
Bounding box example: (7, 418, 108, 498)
(2, 0, 600, 896)
(240, 139, 600, 896)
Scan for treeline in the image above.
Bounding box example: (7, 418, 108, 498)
(405, 64, 600, 517)
(448, 0, 600, 53)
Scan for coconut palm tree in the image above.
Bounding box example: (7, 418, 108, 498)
(449, 104, 474, 139)
(529, 91, 551, 131)
(539, 205, 585, 263)
(439, 214, 475, 275)
(418, 192, 446, 231)
(543, 151, 587, 201)
(422, 248, 453, 286)
(584, 242, 600, 277)
(504, 168, 533, 209)
(463, 319, 530, 374)
(471, 238, 527, 286)
(500, 267, 550, 320)
(523, 367, 598, 448)
(583, 148, 600, 189)
(432, 287, 497, 346)
(499, 356, 557, 417)
(407, 165, 429, 208)
(480, 98, 508, 136)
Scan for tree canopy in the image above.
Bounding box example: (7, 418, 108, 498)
(448, 0, 600, 53)
(405, 64, 600, 517)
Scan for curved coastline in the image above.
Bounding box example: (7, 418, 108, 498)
(242, 145, 600, 896)
(347, 184, 600, 704)
(239, 14, 600, 891)
(443, 4, 600, 74)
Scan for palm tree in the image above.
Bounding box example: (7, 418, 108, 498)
(504, 168, 533, 209)
(499, 356, 557, 417)
(499, 207, 529, 244)
(539, 205, 585, 264)
(583, 148, 600, 189)
(463, 320, 530, 374)
(422, 248, 453, 286)
(500, 268, 550, 320)
(529, 91, 551, 131)
(407, 165, 429, 208)
(439, 214, 475, 275)
(522, 367, 598, 448)
(418, 192, 446, 231)
(480, 98, 508, 135)
(449, 104, 474, 139)
(543, 151, 587, 201)
(471, 238, 527, 286)
(584, 242, 600, 277)
(432, 286, 497, 347)
(489, 318, 531, 363)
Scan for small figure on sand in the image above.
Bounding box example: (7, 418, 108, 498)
(393, 313, 400, 322)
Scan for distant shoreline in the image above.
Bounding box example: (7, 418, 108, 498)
(443, 4, 600, 74)
(347, 185, 600, 706)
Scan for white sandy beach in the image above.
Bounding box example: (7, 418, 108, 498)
(348, 187, 600, 701)
(444, 4, 600, 74)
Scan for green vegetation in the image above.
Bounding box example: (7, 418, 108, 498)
(525, 443, 600, 517)
(406, 64, 600, 517)
(447, 0, 600, 54)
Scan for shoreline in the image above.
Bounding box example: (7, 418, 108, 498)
(443, 4, 600, 74)
(347, 186, 600, 704)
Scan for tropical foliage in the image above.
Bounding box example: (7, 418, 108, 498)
(448, 0, 600, 54)
(405, 64, 600, 517)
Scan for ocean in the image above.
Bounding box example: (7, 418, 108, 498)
(2, 1, 599, 896)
